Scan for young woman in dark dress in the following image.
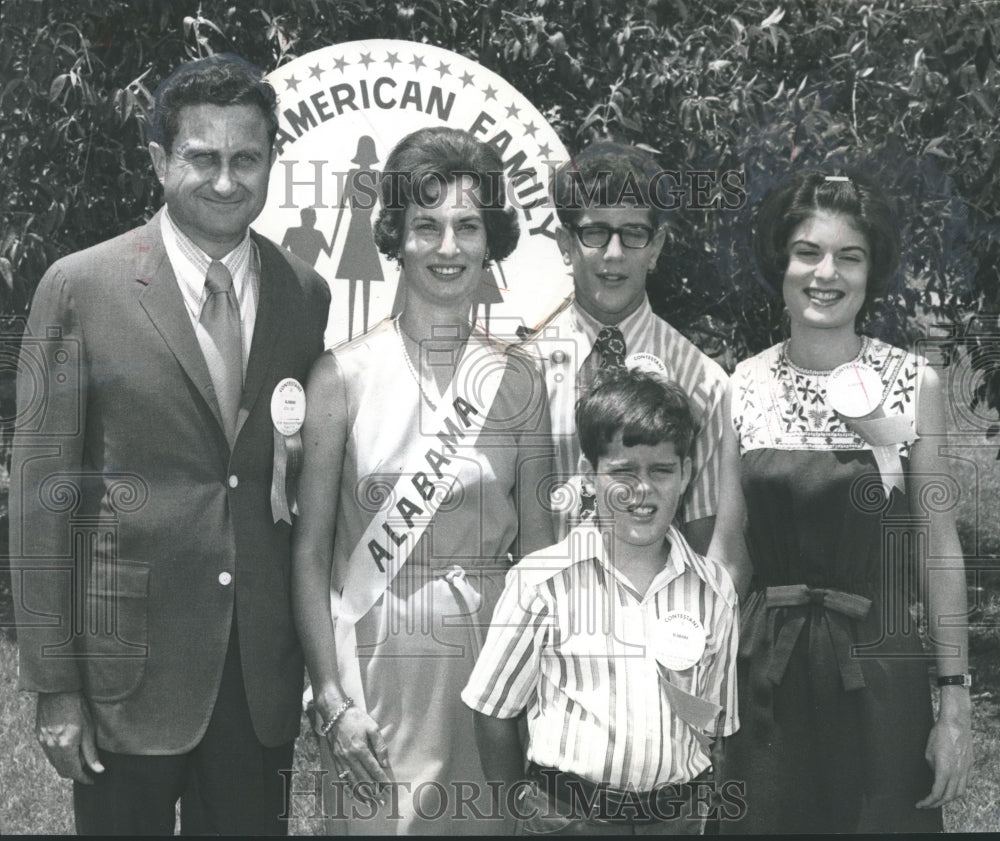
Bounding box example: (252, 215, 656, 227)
(710, 171, 972, 833)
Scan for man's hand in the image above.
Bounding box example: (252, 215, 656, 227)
(35, 691, 105, 784)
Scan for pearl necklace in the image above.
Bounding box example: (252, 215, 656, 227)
(393, 317, 438, 410)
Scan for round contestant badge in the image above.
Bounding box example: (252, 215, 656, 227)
(654, 610, 707, 671)
(626, 352, 668, 378)
(271, 378, 306, 437)
(827, 362, 882, 418)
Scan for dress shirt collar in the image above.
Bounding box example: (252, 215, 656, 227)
(580, 521, 690, 600)
(571, 294, 654, 349)
(160, 208, 254, 321)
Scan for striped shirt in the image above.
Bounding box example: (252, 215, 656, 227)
(526, 296, 729, 539)
(462, 524, 739, 790)
(160, 208, 259, 372)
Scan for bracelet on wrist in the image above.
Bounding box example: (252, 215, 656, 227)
(319, 697, 355, 737)
(936, 674, 972, 689)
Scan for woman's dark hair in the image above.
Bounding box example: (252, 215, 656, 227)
(576, 368, 694, 470)
(147, 54, 278, 152)
(373, 127, 519, 262)
(753, 169, 900, 324)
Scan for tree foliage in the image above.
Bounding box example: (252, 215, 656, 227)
(1, 0, 998, 415)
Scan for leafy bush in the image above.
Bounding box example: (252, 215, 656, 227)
(1, 0, 997, 403)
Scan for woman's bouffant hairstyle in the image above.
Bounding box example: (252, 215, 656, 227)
(373, 127, 520, 262)
(753, 170, 900, 325)
(576, 368, 694, 470)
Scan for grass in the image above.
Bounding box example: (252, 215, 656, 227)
(0, 627, 326, 835)
(0, 629, 73, 835)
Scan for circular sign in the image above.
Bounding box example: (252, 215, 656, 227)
(654, 610, 707, 672)
(271, 378, 306, 436)
(827, 362, 883, 418)
(258, 40, 572, 349)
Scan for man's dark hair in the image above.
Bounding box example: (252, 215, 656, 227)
(147, 53, 278, 152)
(576, 368, 695, 469)
(373, 126, 519, 262)
(753, 169, 900, 325)
(551, 141, 668, 227)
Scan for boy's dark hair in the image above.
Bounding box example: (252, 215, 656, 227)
(576, 368, 695, 469)
(147, 54, 278, 152)
(373, 126, 520, 262)
(551, 141, 668, 227)
(753, 169, 900, 325)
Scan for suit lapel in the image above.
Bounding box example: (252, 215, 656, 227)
(234, 233, 287, 440)
(135, 212, 230, 438)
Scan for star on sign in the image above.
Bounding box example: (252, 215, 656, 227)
(483, 84, 497, 100)
(285, 75, 300, 91)
(386, 51, 400, 68)
(358, 52, 374, 69)
(308, 64, 323, 80)
(460, 71, 475, 87)
(524, 121, 538, 137)
(436, 61, 451, 77)
(506, 103, 520, 119)
(411, 55, 426, 70)
(538, 142, 553, 157)
(332, 56, 349, 72)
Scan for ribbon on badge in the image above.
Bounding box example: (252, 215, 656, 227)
(653, 611, 717, 749)
(656, 665, 720, 750)
(270, 378, 306, 524)
(827, 362, 913, 498)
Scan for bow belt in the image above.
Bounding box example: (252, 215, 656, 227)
(436, 564, 484, 661)
(764, 584, 872, 691)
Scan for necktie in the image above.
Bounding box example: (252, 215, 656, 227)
(593, 325, 627, 369)
(579, 324, 627, 395)
(578, 325, 626, 520)
(200, 260, 243, 442)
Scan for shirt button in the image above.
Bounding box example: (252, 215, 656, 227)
(218, 572, 232, 586)
(551, 350, 567, 364)
(228, 475, 239, 489)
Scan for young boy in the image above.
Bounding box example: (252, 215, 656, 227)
(461, 368, 739, 835)
(527, 142, 729, 553)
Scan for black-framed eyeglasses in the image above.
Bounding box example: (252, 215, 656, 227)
(568, 224, 656, 249)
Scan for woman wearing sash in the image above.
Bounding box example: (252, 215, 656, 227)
(292, 127, 554, 834)
(710, 171, 971, 833)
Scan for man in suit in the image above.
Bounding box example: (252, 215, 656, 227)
(527, 142, 728, 553)
(10, 54, 330, 835)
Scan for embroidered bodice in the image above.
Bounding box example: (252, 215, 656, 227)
(731, 336, 921, 458)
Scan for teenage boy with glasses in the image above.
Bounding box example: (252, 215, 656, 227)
(527, 142, 729, 554)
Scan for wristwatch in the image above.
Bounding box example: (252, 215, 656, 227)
(936, 674, 972, 688)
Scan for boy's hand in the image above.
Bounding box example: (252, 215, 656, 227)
(709, 736, 725, 773)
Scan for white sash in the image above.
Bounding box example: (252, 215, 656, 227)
(331, 333, 508, 711)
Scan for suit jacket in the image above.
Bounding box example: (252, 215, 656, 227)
(10, 211, 331, 753)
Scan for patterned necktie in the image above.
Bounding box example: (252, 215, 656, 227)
(200, 260, 243, 442)
(578, 325, 626, 520)
(593, 325, 627, 369)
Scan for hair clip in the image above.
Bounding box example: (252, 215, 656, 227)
(824, 175, 850, 182)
